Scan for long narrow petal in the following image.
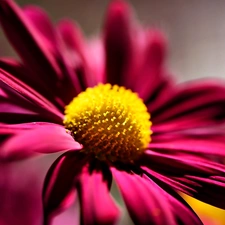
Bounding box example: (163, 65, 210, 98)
(112, 168, 177, 225)
(0, 123, 81, 161)
(140, 150, 225, 176)
(57, 19, 96, 90)
(139, 150, 225, 209)
(149, 139, 225, 157)
(104, 0, 133, 85)
(0, 68, 63, 123)
(131, 31, 174, 105)
(141, 167, 196, 195)
(77, 163, 119, 225)
(0, 0, 62, 86)
(43, 151, 87, 224)
(0, 1, 80, 107)
(152, 79, 225, 125)
(23, 5, 58, 54)
(23, 6, 84, 104)
(140, 169, 203, 225)
(0, 58, 59, 109)
(174, 176, 225, 209)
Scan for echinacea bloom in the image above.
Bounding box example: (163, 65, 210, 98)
(0, 0, 225, 224)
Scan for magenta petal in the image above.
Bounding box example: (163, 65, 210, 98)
(23, 5, 58, 54)
(43, 151, 87, 224)
(140, 150, 225, 176)
(57, 19, 96, 89)
(132, 31, 169, 101)
(112, 168, 177, 225)
(0, 68, 63, 123)
(151, 118, 219, 135)
(141, 169, 203, 225)
(0, 1, 81, 107)
(77, 164, 119, 225)
(174, 176, 225, 209)
(86, 39, 105, 84)
(141, 166, 196, 195)
(0, 57, 64, 110)
(0, 0, 62, 82)
(104, 0, 133, 85)
(0, 123, 81, 161)
(140, 151, 225, 209)
(149, 139, 225, 157)
(152, 79, 225, 124)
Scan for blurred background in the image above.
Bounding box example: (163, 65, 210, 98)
(1, 0, 225, 82)
(0, 0, 225, 224)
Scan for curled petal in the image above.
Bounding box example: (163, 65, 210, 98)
(0, 123, 81, 161)
(77, 163, 120, 225)
(43, 151, 88, 224)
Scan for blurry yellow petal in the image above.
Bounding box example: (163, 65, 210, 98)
(181, 194, 225, 225)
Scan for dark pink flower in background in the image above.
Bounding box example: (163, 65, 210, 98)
(0, 0, 225, 224)
(0, 163, 42, 225)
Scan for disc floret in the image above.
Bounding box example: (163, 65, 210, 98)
(64, 84, 152, 163)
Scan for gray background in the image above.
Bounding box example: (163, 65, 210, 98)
(1, 0, 225, 82)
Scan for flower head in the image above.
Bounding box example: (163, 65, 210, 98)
(0, 0, 225, 224)
(64, 83, 151, 162)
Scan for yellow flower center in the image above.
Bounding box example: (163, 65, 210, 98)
(64, 84, 152, 163)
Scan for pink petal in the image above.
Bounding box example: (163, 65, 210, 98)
(43, 151, 87, 224)
(174, 176, 225, 209)
(0, 68, 63, 123)
(0, 123, 81, 161)
(151, 117, 221, 135)
(0, 1, 81, 106)
(141, 170, 203, 225)
(141, 166, 196, 195)
(149, 139, 225, 157)
(77, 164, 120, 225)
(140, 151, 225, 209)
(0, 58, 65, 110)
(57, 19, 96, 89)
(86, 39, 105, 84)
(152, 79, 225, 125)
(140, 150, 225, 176)
(131, 31, 173, 103)
(0, 0, 62, 85)
(23, 5, 58, 54)
(112, 168, 176, 225)
(103, 0, 133, 86)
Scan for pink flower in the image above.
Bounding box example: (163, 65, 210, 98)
(0, 0, 225, 224)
